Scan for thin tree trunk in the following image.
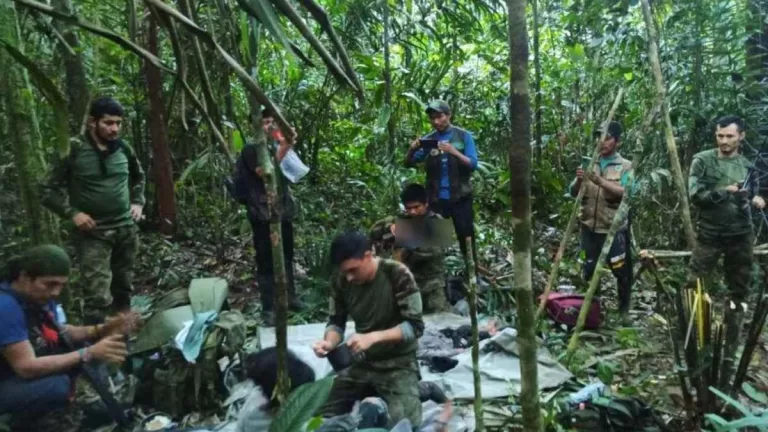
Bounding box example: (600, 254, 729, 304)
(536, 89, 624, 320)
(640, 0, 696, 249)
(51, 0, 89, 135)
(532, 0, 543, 161)
(507, 0, 541, 430)
(1, 0, 54, 245)
(383, 0, 395, 160)
(464, 239, 484, 431)
(144, 14, 177, 235)
(565, 182, 633, 360)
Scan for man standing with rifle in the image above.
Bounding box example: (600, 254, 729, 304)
(0, 245, 140, 430)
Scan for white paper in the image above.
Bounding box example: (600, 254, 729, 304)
(280, 148, 310, 183)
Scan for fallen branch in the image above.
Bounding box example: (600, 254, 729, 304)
(640, 248, 768, 259)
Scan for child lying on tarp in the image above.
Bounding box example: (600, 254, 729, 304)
(237, 347, 453, 431)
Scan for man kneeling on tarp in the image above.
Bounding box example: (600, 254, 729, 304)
(313, 232, 424, 428)
(0, 245, 139, 430)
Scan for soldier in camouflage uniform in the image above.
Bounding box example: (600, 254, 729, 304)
(41, 97, 145, 325)
(370, 184, 450, 314)
(688, 115, 766, 382)
(688, 115, 765, 303)
(313, 232, 424, 428)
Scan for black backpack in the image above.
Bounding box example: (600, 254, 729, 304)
(224, 154, 250, 205)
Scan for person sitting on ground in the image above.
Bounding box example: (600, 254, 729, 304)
(370, 184, 450, 314)
(236, 347, 316, 431)
(313, 232, 424, 428)
(0, 245, 140, 430)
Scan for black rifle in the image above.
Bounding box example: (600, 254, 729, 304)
(52, 320, 132, 427)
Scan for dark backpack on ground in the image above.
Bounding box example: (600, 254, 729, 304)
(558, 396, 671, 432)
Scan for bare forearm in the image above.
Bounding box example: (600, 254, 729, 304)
(14, 351, 81, 379)
(368, 326, 404, 345)
(324, 328, 343, 348)
(65, 324, 102, 344)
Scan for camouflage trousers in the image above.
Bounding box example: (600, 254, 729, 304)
(319, 362, 421, 428)
(417, 277, 450, 314)
(689, 233, 753, 303)
(74, 224, 138, 324)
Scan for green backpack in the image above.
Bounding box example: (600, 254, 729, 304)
(150, 311, 246, 418)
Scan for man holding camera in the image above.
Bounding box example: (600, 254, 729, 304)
(405, 100, 479, 272)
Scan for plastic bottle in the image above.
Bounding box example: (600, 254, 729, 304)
(55, 304, 67, 325)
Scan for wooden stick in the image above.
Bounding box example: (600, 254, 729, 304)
(536, 88, 625, 321)
(640, 248, 768, 259)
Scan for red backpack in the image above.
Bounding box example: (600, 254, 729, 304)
(543, 293, 602, 329)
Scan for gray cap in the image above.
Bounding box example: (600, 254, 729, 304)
(426, 100, 451, 115)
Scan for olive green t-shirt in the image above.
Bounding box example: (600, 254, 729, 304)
(326, 259, 424, 369)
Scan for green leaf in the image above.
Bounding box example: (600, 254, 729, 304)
(742, 383, 768, 404)
(400, 92, 425, 107)
(233, 130, 245, 152)
(269, 376, 335, 432)
(708, 386, 753, 417)
(374, 104, 393, 136)
(596, 362, 615, 385)
(238, 0, 297, 62)
(623, 72, 633, 81)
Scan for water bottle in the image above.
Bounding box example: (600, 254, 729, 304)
(55, 304, 67, 325)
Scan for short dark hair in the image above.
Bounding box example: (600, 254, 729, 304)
(262, 108, 276, 119)
(400, 184, 428, 205)
(593, 121, 622, 141)
(330, 231, 370, 266)
(244, 347, 315, 410)
(89, 97, 124, 120)
(716, 115, 745, 133)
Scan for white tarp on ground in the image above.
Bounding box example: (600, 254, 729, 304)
(258, 313, 572, 400)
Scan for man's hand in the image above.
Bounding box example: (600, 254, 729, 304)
(409, 138, 420, 150)
(72, 212, 96, 230)
(389, 224, 397, 236)
(586, 171, 602, 186)
(347, 333, 379, 354)
(102, 311, 142, 336)
(726, 183, 741, 193)
(437, 141, 459, 156)
(130, 204, 144, 222)
(312, 340, 335, 358)
(753, 196, 766, 209)
(576, 167, 585, 179)
(89, 335, 128, 364)
(254, 167, 265, 178)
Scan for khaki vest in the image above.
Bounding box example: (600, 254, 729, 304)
(579, 154, 632, 233)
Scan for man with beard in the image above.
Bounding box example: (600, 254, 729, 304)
(569, 121, 634, 315)
(41, 97, 145, 324)
(687, 115, 766, 381)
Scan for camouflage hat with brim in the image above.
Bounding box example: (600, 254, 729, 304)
(426, 100, 451, 115)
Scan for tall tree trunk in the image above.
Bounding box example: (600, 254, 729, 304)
(507, 0, 541, 430)
(52, 0, 89, 135)
(532, 0, 543, 161)
(1, 0, 54, 245)
(144, 14, 177, 235)
(464, 239, 484, 431)
(640, 0, 696, 249)
(246, 17, 290, 404)
(383, 0, 395, 160)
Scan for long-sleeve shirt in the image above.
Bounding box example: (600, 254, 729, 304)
(41, 136, 145, 230)
(688, 149, 754, 238)
(410, 126, 478, 200)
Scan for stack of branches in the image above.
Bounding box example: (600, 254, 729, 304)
(661, 275, 768, 426)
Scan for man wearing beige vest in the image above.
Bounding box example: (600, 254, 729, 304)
(569, 122, 634, 315)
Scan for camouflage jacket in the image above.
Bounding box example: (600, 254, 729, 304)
(369, 213, 446, 281)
